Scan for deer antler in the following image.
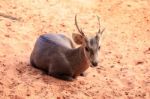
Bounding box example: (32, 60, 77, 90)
(97, 16, 105, 35)
(75, 15, 85, 36)
(97, 16, 101, 34)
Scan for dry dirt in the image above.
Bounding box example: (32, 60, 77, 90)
(0, 0, 150, 99)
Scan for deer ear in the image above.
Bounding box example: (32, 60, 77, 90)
(72, 33, 84, 45)
(96, 28, 105, 40)
(95, 34, 100, 41)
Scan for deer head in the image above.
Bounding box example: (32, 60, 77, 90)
(72, 15, 105, 67)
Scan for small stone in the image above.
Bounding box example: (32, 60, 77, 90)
(57, 97, 61, 99)
(127, 4, 131, 7)
(135, 61, 144, 65)
(5, 35, 10, 38)
(110, 65, 114, 68)
(125, 92, 129, 95)
(26, 93, 30, 96)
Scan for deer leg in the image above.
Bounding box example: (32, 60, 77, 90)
(48, 66, 74, 81)
(48, 58, 74, 81)
(49, 73, 74, 81)
(80, 72, 87, 77)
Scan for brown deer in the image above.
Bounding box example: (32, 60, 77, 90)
(30, 15, 105, 81)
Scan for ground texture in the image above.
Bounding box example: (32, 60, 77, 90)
(0, 0, 150, 99)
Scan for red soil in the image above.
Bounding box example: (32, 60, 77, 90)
(0, 0, 150, 99)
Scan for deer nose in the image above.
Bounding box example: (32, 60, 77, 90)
(92, 62, 98, 66)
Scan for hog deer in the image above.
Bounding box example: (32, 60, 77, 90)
(30, 15, 105, 81)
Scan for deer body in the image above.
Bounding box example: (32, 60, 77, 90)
(30, 15, 105, 81)
(30, 34, 89, 80)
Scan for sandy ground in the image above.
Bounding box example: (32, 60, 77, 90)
(0, 0, 150, 99)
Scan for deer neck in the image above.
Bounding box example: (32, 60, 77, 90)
(66, 46, 89, 75)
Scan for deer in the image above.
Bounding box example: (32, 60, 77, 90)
(30, 15, 105, 81)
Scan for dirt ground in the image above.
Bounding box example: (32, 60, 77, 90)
(0, 0, 150, 99)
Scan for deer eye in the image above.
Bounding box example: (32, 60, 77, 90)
(85, 47, 90, 52)
(98, 46, 101, 50)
